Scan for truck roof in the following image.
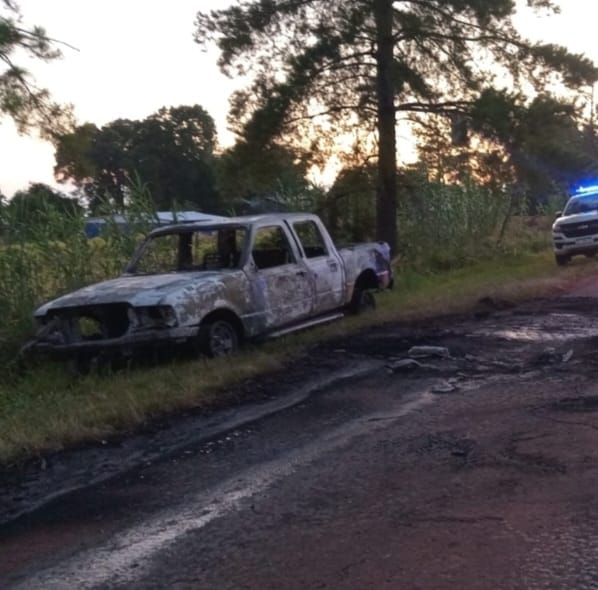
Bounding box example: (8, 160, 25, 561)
(147, 212, 320, 237)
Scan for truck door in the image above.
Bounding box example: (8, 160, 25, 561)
(248, 224, 313, 328)
(291, 219, 344, 314)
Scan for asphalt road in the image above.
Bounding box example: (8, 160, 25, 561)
(4, 295, 598, 589)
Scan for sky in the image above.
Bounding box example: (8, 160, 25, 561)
(1, 0, 598, 197)
(0, 0, 237, 196)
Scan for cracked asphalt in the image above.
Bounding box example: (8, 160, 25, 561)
(4, 294, 598, 589)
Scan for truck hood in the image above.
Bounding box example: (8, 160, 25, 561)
(554, 210, 598, 229)
(35, 272, 228, 315)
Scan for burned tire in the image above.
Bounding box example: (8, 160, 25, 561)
(198, 319, 239, 358)
(555, 253, 570, 266)
(350, 289, 376, 315)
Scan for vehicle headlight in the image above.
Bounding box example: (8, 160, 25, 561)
(132, 306, 178, 329)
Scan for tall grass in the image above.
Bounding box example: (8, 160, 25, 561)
(398, 179, 501, 268)
(0, 182, 158, 364)
(397, 178, 550, 270)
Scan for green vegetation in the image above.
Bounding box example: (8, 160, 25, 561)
(0, 350, 287, 465)
(54, 105, 220, 212)
(0, 181, 159, 366)
(0, 0, 73, 137)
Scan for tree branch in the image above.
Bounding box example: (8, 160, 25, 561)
(396, 100, 472, 114)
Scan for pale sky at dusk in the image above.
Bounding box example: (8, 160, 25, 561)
(0, 0, 236, 196)
(0, 0, 597, 197)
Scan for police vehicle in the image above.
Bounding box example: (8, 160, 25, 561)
(552, 185, 598, 265)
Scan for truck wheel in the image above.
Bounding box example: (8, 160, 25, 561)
(350, 289, 376, 314)
(555, 253, 570, 266)
(198, 319, 239, 357)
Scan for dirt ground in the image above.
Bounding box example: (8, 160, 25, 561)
(5, 281, 598, 588)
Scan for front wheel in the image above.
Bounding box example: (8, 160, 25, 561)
(197, 319, 239, 358)
(555, 253, 570, 266)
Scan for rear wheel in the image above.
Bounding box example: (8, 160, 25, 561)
(555, 253, 570, 266)
(350, 289, 376, 314)
(198, 319, 239, 357)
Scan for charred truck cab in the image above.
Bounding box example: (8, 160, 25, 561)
(24, 213, 393, 360)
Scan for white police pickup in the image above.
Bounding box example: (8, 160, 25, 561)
(552, 186, 598, 265)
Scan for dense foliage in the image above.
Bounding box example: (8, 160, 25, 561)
(416, 91, 598, 211)
(54, 105, 220, 212)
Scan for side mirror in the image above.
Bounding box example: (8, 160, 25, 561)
(555, 211, 562, 218)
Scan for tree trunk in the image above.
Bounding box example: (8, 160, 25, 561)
(374, 0, 398, 255)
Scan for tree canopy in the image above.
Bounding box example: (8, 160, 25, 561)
(471, 90, 598, 205)
(415, 90, 598, 208)
(54, 105, 220, 212)
(196, 0, 598, 253)
(0, 0, 72, 138)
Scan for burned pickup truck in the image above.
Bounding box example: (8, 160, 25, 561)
(25, 213, 392, 359)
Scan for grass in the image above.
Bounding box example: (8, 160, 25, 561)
(0, 350, 288, 465)
(1, 246, 593, 467)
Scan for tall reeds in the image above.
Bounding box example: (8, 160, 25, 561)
(0, 183, 158, 363)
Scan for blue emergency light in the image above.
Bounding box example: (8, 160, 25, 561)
(573, 184, 598, 196)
